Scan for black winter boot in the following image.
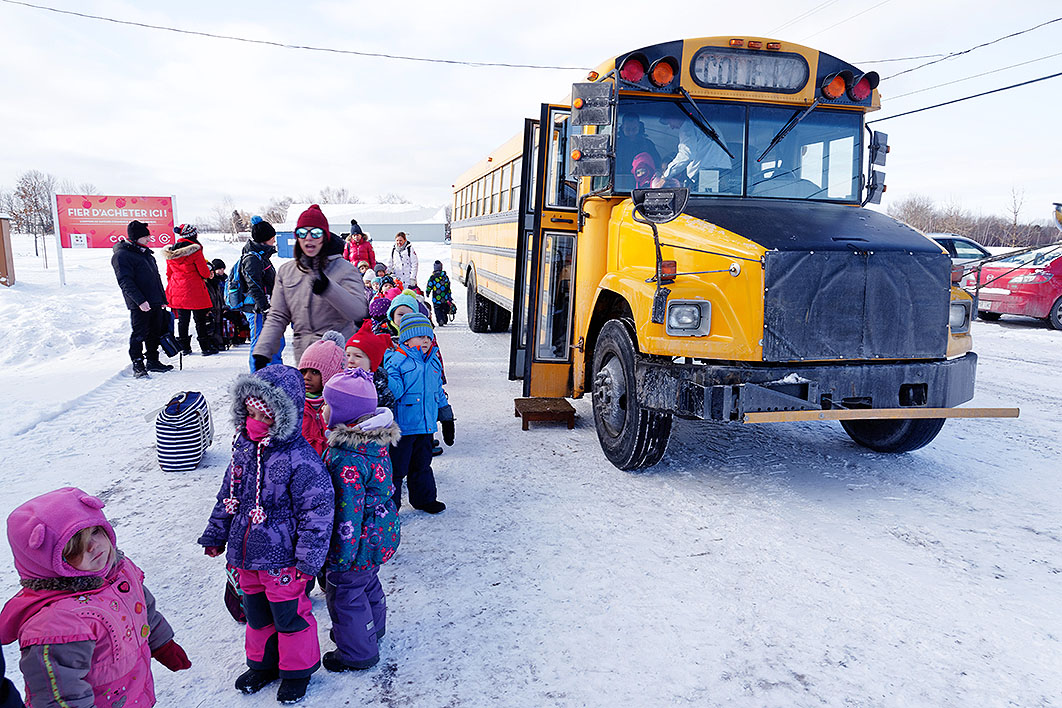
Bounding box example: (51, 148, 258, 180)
(145, 359, 174, 372)
(234, 667, 279, 694)
(323, 650, 378, 672)
(416, 500, 446, 514)
(276, 676, 311, 704)
(179, 336, 193, 356)
(131, 360, 149, 379)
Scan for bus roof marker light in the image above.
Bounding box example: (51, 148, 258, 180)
(587, 71, 600, 81)
(729, 38, 744, 47)
(649, 58, 676, 88)
(848, 71, 879, 101)
(766, 42, 781, 50)
(747, 40, 762, 49)
(619, 55, 647, 83)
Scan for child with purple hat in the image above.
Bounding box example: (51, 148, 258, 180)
(320, 369, 401, 671)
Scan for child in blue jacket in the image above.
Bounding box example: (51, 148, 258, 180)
(382, 313, 452, 514)
(320, 368, 401, 671)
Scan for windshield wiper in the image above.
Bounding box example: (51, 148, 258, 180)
(676, 86, 734, 160)
(757, 99, 820, 162)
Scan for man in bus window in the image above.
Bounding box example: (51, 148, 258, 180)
(661, 115, 732, 190)
(615, 113, 661, 189)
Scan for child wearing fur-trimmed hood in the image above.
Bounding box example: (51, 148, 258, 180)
(320, 368, 401, 672)
(0, 487, 190, 707)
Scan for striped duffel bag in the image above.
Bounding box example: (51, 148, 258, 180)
(156, 391, 213, 472)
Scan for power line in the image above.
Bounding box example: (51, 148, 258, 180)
(768, 0, 841, 36)
(0, 0, 590, 71)
(800, 0, 893, 42)
(887, 51, 1062, 100)
(857, 53, 947, 64)
(883, 16, 1062, 80)
(868, 70, 1062, 123)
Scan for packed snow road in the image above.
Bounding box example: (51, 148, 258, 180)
(1, 239, 1059, 707)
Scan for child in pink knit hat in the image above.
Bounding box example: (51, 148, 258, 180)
(298, 330, 346, 456)
(1, 487, 190, 707)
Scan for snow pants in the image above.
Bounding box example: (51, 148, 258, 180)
(128, 306, 167, 362)
(248, 311, 285, 371)
(175, 308, 212, 352)
(324, 567, 386, 666)
(390, 433, 437, 511)
(240, 568, 320, 678)
(432, 301, 449, 326)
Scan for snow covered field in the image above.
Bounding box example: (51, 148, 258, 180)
(0, 234, 1060, 707)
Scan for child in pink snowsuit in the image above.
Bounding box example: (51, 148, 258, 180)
(0, 487, 190, 708)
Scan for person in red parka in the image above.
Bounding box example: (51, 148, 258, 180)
(165, 224, 219, 356)
(343, 230, 376, 269)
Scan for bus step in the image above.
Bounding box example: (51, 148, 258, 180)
(514, 398, 576, 431)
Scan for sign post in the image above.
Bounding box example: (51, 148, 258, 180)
(50, 196, 66, 286)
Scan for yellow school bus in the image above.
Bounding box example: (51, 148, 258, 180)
(452, 36, 1014, 469)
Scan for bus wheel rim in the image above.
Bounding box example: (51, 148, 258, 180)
(594, 356, 628, 438)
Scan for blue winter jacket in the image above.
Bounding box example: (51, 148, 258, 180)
(382, 343, 448, 435)
(199, 365, 335, 576)
(323, 410, 401, 573)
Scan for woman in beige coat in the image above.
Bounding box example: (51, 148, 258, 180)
(252, 205, 369, 368)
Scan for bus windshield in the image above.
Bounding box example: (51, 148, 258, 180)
(613, 98, 862, 202)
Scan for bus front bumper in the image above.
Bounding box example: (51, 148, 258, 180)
(636, 353, 980, 422)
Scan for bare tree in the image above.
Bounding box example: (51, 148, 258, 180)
(377, 192, 411, 204)
(444, 205, 452, 241)
(261, 196, 293, 224)
(887, 194, 936, 233)
(58, 179, 99, 196)
(13, 170, 59, 257)
(318, 186, 361, 204)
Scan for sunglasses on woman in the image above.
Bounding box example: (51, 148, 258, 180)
(295, 227, 326, 239)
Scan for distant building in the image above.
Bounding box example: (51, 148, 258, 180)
(274, 202, 447, 258)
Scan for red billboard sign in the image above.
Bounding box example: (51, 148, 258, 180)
(55, 195, 176, 248)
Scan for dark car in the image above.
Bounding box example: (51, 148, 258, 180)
(965, 246, 1062, 329)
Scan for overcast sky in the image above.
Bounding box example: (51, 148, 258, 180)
(1, 0, 1059, 226)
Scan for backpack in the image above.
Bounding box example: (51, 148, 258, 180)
(156, 391, 213, 472)
(224, 252, 261, 309)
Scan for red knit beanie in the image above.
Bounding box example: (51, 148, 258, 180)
(345, 320, 390, 371)
(296, 204, 330, 234)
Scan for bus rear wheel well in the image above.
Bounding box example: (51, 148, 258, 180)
(584, 290, 635, 393)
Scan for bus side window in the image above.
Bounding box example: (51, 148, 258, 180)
(546, 110, 577, 209)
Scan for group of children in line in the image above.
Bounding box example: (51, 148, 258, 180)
(0, 278, 455, 705)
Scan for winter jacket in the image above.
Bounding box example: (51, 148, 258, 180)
(383, 343, 448, 435)
(389, 243, 419, 287)
(199, 365, 335, 576)
(164, 239, 212, 310)
(0, 557, 172, 708)
(254, 251, 370, 364)
(425, 271, 452, 305)
(323, 411, 401, 573)
(110, 239, 166, 310)
(302, 396, 327, 457)
(239, 240, 278, 314)
(343, 238, 376, 268)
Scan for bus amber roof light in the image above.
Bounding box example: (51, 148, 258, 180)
(587, 71, 600, 81)
(766, 42, 781, 50)
(820, 73, 847, 100)
(619, 56, 646, 82)
(747, 40, 762, 49)
(729, 38, 744, 47)
(649, 59, 676, 87)
(848, 71, 879, 101)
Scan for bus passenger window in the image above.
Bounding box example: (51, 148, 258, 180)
(536, 233, 575, 360)
(546, 111, 577, 209)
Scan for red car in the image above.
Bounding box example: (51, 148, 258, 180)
(967, 246, 1062, 329)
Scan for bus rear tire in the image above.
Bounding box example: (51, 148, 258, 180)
(840, 418, 946, 453)
(466, 270, 492, 333)
(591, 320, 672, 470)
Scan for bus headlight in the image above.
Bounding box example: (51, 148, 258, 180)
(666, 301, 711, 336)
(949, 301, 971, 334)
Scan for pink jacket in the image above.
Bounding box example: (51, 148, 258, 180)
(0, 488, 174, 708)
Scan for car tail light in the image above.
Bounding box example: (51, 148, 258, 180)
(1010, 271, 1054, 285)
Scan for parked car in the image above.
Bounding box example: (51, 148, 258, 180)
(928, 233, 993, 266)
(964, 246, 1062, 329)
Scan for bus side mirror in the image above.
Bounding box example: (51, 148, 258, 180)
(866, 170, 886, 205)
(870, 130, 889, 166)
(570, 134, 611, 177)
(632, 188, 690, 224)
(571, 82, 613, 126)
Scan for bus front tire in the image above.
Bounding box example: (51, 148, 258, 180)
(591, 320, 672, 470)
(467, 270, 491, 333)
(840, 418, 946, 453)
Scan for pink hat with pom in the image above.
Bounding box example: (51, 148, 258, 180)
(6, 487, 116, 580)
(297, 331, 346, 385)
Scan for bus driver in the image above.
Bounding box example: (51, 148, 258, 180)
(660, 115, 733, 191)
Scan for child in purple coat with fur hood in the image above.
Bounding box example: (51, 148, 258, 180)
(199, 364, 334, 705)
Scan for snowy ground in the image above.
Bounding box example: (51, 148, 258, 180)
(0, 234, 1060, 707)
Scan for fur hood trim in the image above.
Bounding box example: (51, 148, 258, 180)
(328, 420, 402, 448)
(164, 241, 202, 260)
(231, 370, 300, 443)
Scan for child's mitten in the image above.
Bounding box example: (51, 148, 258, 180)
(152, 640, 192, 671)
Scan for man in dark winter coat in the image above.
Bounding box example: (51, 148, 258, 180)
(111, 220, 173, 378)
(242, 219, 284, 371)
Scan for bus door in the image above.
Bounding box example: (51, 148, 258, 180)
(508, 117, 539, 381)
(516, 103, 579, 398)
